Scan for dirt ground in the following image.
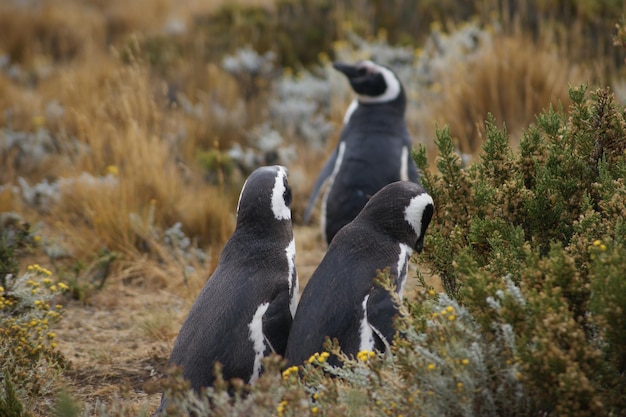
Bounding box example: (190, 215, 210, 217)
(53, 224, 438, 415)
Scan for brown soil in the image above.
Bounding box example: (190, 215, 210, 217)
(52, 224, 438, 415)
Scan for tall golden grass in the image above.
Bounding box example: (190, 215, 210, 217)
(427, 32, 590, 156)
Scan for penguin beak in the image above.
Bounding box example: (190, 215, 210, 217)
(333, 62, 362, 79)
(414, 236, 425, 254)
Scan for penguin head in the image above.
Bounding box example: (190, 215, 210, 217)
(333, 60, 403, 104)
(356, 181, 434, 253)
(236, 165, 293, 231)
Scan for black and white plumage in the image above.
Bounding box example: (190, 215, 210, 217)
(303, 60, 420, 245)
(286, 181, 433, 366)
(156, 165, 298, 413)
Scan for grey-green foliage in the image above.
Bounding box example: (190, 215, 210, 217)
(413, 85, 626, 415)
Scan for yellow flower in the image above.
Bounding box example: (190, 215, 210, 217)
(282, 366, 299, 380)
(448, 314, 456, 321)
(308, 353, 318, 364)
(33, 235, 41, 243)
(311, 406, 319, 414)
(357, 350, 375, 362)
(0, 286, 4, 293)
(58, 282, 70, 291)
(50, 285, 58, 292)
(600, 244, 607, 251)
(43, 278, 52, 285)
(457, 382, 464, 389)
(318, 351, 330, 363)
(32, 115, 45, 128)
(461, 358, 470, 365)
(427, 363, 436, 371)
(47, 332, 56, 339)
(593, 239, 602, 246)
(276, 400, 288, 416)
(446, 306, 454, 313)
(440, 309, 448, 315)
(428, 289, 436, 296)
(106, 165, 119, 176)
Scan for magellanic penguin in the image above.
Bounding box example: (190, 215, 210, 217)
(303, 60, 420, 245)
(286, 181, 433, 366)
(156, 165, 298, 413)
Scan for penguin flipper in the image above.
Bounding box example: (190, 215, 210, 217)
(405, 146, 420, 183)
(262, 290, 293, 357)
(365, 288, 400, 352)
(303, 146, 339, 223)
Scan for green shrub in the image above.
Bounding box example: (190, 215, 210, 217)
(414, 84, 626, 415)
(0, 216, 68, 413)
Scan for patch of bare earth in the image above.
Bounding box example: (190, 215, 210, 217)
(52, 224, 438, 415)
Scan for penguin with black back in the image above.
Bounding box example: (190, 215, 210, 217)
(303, 60, 420, 245)
(286, 181, 433, 366)
(155, 165, 298, 414)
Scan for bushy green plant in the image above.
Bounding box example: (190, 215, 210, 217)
(0, 215, 69, 413)
(414, 85, 626, 415)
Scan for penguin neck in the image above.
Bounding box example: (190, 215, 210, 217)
(235, 217, 293, 243)
(347, 99, 407, 132)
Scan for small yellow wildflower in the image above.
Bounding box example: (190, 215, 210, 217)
(318, 351, 330, 363)
(357, 350, 375, 362)
(461, 358, 470, 365)
(593, 239, 602, 246)
(311, 406, 319, 414)
(0, 286, 4, 293)
(55, 304, 63, 310)
(47, 332, 56, 340)
(457, 382, 464, 389)
(446, 306, 454, 313)
(276, 400, 288, 416)
(106, 165, 119, 176)
(428, 289, 436, 296)
(448, 314, 456, 321)
(43, 278, 52, 285)
(32, 115, 45, 128)
(282, 366, 299, 380)
(440, 309, 448, 315)
(51, 342, 57, 349)
(600, 244, 607, 251)
(33, 235, 41, 243)
(50, 285, 58, 292)
(427, 363, 436, 371)
(58, 282, 70, 291)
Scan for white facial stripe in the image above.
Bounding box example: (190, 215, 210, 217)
(404, 193, 434, 238)
(248, 302, 270, 383)
(321, 141, 346, 243)
(400, 146, 409, 181)
(357, 63, 401, 104)
(359, 295, 375, 352)
(286, 238, 298, 317)
(343, 99, 358, 125)
(396, 243, 412, 299)
(271, 166, 291, 220)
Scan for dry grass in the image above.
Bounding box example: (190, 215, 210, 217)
(427, 32, 590, 156)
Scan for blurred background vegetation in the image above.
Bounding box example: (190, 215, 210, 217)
(0, 0, 625, 415)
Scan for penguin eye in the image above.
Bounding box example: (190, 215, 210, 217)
(283, 180, 292, 207)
